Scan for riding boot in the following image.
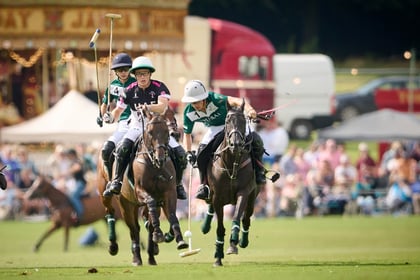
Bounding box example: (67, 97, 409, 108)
(170, 145, 187, 200)
(103, 139, 134, 197)
(195, 144, 210, 200)
(251, 132, 267, 185)
(101, 140, 116, 180)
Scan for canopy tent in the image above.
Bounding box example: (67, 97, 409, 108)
(0, 90, 116, 144)
(318, 109, 420, 142)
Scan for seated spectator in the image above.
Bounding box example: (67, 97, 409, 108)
(278, 144, 298, 177)
(294, 147, 311, 184)
(326, 154, 357, 215)
(352, 166, 380, 215)
(317, 139, 342, 170)
(301, 169, 329, 216)
(278, 174, 302, 217)
(385, 176, 412, 214)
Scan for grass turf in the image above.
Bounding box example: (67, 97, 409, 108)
(0, 215, 419, 279)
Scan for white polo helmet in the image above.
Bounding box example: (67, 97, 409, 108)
(129, 56, 155, 74)
(181, 80, 208, 103)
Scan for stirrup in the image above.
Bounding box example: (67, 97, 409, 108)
(264, 169, 281, 183)
(271, 172, 280, 183)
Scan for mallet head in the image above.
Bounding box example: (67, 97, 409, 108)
(105, 13, 122, 19)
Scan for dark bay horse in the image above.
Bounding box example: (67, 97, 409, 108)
(24, 175, 121, 252)
(100, 110, 187, 266)
(201, 101, 259, 266)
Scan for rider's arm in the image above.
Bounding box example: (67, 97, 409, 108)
(110, 106, 124, 122)
(147, 96, 168, 114)
(227, 96, 257, 119)
(100, 103, 108, 116)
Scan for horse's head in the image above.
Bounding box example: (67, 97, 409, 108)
(24, 175, 50, 200)
(225, 100, 247, 153)
(143, 113, 170, 169)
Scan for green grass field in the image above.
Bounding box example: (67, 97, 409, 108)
(1, 216, 419, 279)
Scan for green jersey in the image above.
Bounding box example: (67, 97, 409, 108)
(102, 76, 136, 121)
(183, 91, 228, 134)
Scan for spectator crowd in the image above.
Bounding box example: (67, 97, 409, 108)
(1, 135, 420, 221)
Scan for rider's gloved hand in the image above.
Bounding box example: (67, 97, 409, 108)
(247, 108, 257, 120)
(96, 116, 103, 127)
(103, 112, 114, 124)
(186, 151, 197, 165)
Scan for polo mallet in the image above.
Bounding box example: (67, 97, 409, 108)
(105, 13, 122, 112)
(89, 28, 102, 125)
(179, 163, 201, 257)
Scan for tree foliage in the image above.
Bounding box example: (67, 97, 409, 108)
(188, 0, 420, 60)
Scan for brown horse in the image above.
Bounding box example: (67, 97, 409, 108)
(97, 146, 153, 264)
(100, 110, 188, 266)
(24, 175, 121, 252)
(200, 101, 259, 266)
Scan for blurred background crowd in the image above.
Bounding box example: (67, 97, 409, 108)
(1, 132, 420, 221)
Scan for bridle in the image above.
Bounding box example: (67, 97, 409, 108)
(214, 109, 252, 180)
(137, 114, 169, 169)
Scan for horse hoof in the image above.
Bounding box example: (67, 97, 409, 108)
(226, 245, 238, 255)
(201, 223, 211, 234)
(153, 231, 165, 243)
(239, 239, 249, 248)
(132, 260, 143, 266)
(109, 243, 119, 256)
(149, 258, 157, 266)
(213, 259, 223, 267)
(177, 240, 188, 250)
(164, 232, 174, 243)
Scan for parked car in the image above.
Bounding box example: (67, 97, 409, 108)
(332, 76, 420, 122)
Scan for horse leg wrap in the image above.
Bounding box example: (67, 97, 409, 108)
(147, 198, 164, 243)
(230, 220, 240, 244)
(171, 223, 183, 243)
(214, 238, 225, 259)
(239, 228, 249, 248)
(131, 243, 142, 265)
(132, 243, 140, 255)
(201, 210, 214, 234)
(106, 214, 116, 241)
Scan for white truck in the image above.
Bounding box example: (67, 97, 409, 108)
(273, 54, 335, 139)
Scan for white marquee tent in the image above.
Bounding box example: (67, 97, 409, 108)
(0, 90, 116, 144)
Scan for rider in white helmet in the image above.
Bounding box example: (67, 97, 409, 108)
(181, 80, 279, 201)
(102, 56, 187, 199)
